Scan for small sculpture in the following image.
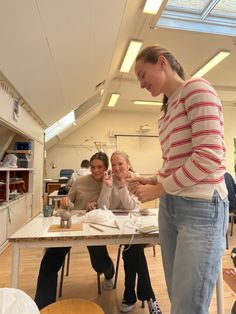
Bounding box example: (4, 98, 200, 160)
(54, 209, 72, 228)
(1, 154, 18, 168)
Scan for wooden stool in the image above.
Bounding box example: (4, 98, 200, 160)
(40, 298, 104, 314)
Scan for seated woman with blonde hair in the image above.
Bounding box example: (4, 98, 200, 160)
(97, 151, 162, 314)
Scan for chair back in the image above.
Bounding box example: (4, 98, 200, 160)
(40, 298, 104, 314)
(59, 169, 74, 179)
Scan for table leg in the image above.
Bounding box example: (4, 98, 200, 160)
(55, 199, 59, 210)
(216, 259, 224, 314)
(11, 243, 20, 288)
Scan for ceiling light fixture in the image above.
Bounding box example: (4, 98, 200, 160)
(192, 51, 230, 78)
(107, 93, 120, 107)
(120, 40, 143, 73)
(134, 100, 162, 106)
(143, 0, 164, 14)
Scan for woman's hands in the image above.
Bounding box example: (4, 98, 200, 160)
(103, 170, 113, 187)
(128, 176, 166, 202)
(60, 197, 70, 209)
(86, 202, 97, 211)
(116, 169, 132, 188)
(134, 183, 166, 202)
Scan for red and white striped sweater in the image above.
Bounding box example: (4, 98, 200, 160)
(157, 78, 227, 200)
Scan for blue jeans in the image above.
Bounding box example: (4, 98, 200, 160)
(159, 191, 228, 314)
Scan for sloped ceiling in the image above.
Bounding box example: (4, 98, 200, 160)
(0, 0, 236, 146)
(0, 0, 129, 126)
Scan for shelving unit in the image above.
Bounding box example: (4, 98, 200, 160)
(6, 150, 32, 155)
(0, 167, 34, 252)
(0, 83, 44, 254)
(0, 168, 34, 203)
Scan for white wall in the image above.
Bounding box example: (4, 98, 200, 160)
(47, 107, 236, 179)
(46, 111, 160, 178)
(0, 87, 44, 142)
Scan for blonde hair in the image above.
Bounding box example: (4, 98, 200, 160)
(136, 45, 185, 115)
(111, 151, 135, 172)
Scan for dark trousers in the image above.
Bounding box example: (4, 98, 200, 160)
(34, 246, 114, 310)
(122, 244, 155, 304)
(232, 301, 236, 314)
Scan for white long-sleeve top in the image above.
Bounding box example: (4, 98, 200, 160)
(157, 78, 227, 200)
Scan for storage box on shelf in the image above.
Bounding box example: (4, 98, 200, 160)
(15, 141, 32, 150)
(6, 149, 32, 168)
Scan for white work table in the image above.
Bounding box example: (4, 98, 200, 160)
(8, 209, 224, 314)
(48, 190, 65, 209)
(9, 210, 159, 287)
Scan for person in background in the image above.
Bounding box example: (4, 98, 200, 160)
(62, 159, 91, 193)
(224, 172, 236, 214)
(98, 151, 162, 314)
(128, 45, 228, 314)
(71, 159, 91, 181)
(34, 152, 114, 310)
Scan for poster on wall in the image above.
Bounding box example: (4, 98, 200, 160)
(13, 99, 19, 121)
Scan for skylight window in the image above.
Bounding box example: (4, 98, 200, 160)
(157, 0, 236, 36)
(44, 111, 75, 142)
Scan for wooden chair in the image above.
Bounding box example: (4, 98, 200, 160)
(58, 249, 104, 297)
(113, 244, 157, 308)
(40, 298, 104, 314)
(225, 212, 236, 250)
(229, 212, 236, 237)
(58, 249, 71, 297)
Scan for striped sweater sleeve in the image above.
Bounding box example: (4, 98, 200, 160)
(160, 78, 226, 194)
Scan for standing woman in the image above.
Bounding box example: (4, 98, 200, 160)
(129, 45, 229, 314)
(98, 151, 162, 314)
(35, 152, 114, 310)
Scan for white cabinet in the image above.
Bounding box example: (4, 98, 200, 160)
(0, 193, 33, 251)
(0, 208, 7, 248)
(7, 194, 33, 236)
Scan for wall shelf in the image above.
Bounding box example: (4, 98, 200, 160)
(6, 150, 32, 154)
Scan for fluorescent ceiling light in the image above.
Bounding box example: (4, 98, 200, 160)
(192, 51, 230, 78)
(45, 111, 75, 142)
(120, 40, 143, 73)
(134, 100, 162, 106)
(143, 0, 164, 14)
(107, 93, 120, 107)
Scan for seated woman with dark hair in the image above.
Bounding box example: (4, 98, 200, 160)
(35, 152, 114, 310)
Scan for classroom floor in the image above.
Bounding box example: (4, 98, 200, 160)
(0, 228, 236, 313)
